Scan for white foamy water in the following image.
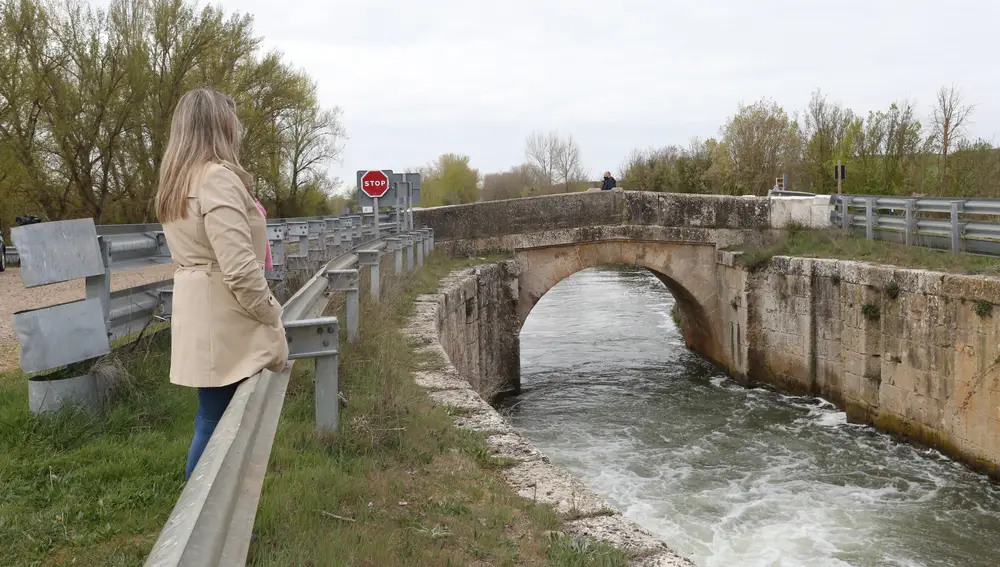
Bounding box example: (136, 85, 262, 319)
(507, 266, 1000, 567)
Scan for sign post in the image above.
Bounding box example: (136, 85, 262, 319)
(403, 172, 421, 231)
(835, 161, 846, 194)
(394, 180, 401, 231)
(359, 170, 391, 238)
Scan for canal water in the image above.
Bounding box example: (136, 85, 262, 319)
(506, 266, 1000, 567)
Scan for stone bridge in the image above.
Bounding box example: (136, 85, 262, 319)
(415, 191, 831, 377)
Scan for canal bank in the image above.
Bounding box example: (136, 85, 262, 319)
(714, 250, 1000, 479)
(511, 265, 1000, 566)
(404, 259, 695, 566)
(414, 249, 1000, 565)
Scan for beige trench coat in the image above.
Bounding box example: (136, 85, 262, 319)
(162, 162, 288, 388)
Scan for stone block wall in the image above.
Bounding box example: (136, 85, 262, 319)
(723, 255, 1000, 477)
(715, 251, 751, 382)
(414, 190, 811, 242)
(433, 260, 521, 397)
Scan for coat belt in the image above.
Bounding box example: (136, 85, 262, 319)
(176, 262, 217, 273)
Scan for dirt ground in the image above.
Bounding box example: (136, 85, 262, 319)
(0, 264, 176, 373)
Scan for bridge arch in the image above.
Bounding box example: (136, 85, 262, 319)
(515, 240, 727, 365)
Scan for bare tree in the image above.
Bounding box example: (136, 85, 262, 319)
(553, 134, 584, 191)
(482, 163, 536, 201)
(278, 104, 346, 216)
(525, 130, 585, 193)
(524, 130, 560, 191)
(932, 85, 974, 192)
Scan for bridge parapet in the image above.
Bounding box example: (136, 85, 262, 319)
(415, 191, 831, 242)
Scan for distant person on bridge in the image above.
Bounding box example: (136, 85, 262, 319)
(154, 88, 289, 481)
(601, 171, 617, 191)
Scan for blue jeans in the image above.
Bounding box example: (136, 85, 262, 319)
(185, 380, 244, 480)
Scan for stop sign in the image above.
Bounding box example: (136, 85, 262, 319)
(360, 170, 390, 199)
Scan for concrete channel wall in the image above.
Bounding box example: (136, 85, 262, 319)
(716, 252, 1000, 478)
(402, 261, 695, 566)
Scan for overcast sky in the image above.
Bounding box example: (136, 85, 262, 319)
(112, 0, 1000, 189)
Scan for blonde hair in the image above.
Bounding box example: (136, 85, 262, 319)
(155, 88, 244, 222)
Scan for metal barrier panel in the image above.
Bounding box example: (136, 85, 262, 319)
(13, 298, 111, 373)
(12, 219, 106, 287)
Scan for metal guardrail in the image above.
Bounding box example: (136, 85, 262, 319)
(768, 188, 818, 197)
(9, 210, 407, 377)
(3, 244, 18, 267)
(831, 194, 1000, 256)
(144, 226, 435, 567)
(8, 206, 435, 565)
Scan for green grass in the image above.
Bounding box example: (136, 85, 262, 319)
(248, 251, 629, 566)
(0, 251, 629, 566)
(732, 226, 1000, 275)
(0, 331, 193, 566)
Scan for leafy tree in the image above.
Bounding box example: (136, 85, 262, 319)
(0, 0, 346, 228)
(619, 139, 717, 193)
(949, 139, 1000, 198)
(617, 89, 996, 198)
(719, 98, 802, 195)
(802, 90, 856, 193)
(420, 153, 479, 207)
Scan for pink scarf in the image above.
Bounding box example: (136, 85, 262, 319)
(254, 199, 273, 271)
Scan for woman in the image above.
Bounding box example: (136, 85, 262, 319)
(155, 88, 288, 480)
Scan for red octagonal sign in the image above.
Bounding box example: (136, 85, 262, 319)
(360, 170, 390, 199)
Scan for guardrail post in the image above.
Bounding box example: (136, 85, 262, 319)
(85, 235, 112, 331)
(904, 199, 916, 247)
(284, 316, 341, 433)
(325, 217, 340, 254)
(385, 237, 402, 276)
(420, 228, 430, 256)
(358, 249, 380, 302)
(950, 200, 964, 254)
(340, 222, 353, 252)
(285, 220, 309, 282)
(426, 227, 435, 251)
(155, 231, 170, 258)
(159, 288, 173, 319)
(402, 233, 414, 272)
(415, 231, 425, 268)
(265, 223, 287, 297)
(865, 197, 875, 241)
(308, 220, 326, 266)
(351, 215, 363, 241)
(327, 269, 359, 343)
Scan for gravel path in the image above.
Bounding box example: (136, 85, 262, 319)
(0, 264, 176, 373)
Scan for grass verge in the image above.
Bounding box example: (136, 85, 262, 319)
(0, 252, 630, 566)
(732, 226, 1000, 275)
(0, 330, 193, 566)
(249, 252, 630, 566)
